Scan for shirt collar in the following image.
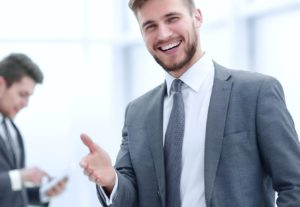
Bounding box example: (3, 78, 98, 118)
(0, 113, 4, 124)
(165, 52, 214, 96)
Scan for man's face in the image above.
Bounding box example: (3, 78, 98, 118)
(0, 76, 36, 119)
(137, 0, 203, 76)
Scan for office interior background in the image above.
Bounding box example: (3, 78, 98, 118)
(0, 0, 300, 206)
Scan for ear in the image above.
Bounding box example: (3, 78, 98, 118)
(0, 77, 7, 96)
(0, 76, 6, 85)
(194, 8, 203, 28)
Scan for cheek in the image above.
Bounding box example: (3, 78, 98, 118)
(145, 38, 155, 51)
(174, 22, 192, 36)
(10, 95, 20, 106)
(143, 33, 155, 48)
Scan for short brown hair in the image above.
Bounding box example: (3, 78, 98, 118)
(128, 0, 196, 15)
(0, 53, 43, 88)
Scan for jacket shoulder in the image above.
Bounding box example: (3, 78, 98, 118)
(214, 62, 279, 85)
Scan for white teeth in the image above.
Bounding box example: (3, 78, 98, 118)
(161, 41, 180, 51)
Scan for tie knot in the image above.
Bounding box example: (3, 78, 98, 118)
(171, 79, 183, 93)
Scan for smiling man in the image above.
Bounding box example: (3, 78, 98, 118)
(80, 0, 300, 206)
(138, 0, 202, 77)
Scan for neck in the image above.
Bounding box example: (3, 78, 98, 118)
(169, 50, 205, 78)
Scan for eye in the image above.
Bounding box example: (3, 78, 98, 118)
(145, 24, 156, 32)
(19, 92, 29, 98)
(167, 16, 179, 23)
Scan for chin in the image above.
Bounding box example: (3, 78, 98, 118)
(8, 113, 16, 119)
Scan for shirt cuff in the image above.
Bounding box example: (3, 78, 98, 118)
(8, 170, 22, 191)
(39, 188, 50, 203)
(98, 171, 118, 205)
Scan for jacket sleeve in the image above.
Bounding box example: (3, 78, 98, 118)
(26, 187, 49, 207)
(97, 103, 138, 207)
(0, 172, 12, 195)
(256, 77, 300, 206)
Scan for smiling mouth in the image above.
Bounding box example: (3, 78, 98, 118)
(159, 41, 181, 52)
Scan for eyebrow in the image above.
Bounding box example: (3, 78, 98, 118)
(165, 12, 181, 18)
(141, 12, 181, 30)
(142, 20, 155, 30)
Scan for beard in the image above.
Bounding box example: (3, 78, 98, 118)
(152, 28, 198, 72)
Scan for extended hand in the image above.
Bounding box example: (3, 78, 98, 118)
(80, 134, 116, 193)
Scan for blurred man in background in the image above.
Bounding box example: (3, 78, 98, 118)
(0, 53, 67, 207)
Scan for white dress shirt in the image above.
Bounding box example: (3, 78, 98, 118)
(102, 53, 215, 206)
(164, 53, 214, 207)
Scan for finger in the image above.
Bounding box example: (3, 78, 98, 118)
(89, 175, 96, 182)
(35, 167, 50, 179)
(83, 168, 93, 176)
(88, 172, 101, 183)
(47, 186, 59, 197)
(56, 185, 65, 194)
(58, 179, 67, 187)
(41, 170, 51, 179)
(80, 133, 97, 153)
(62, 176, 68, 183)
(79, 158, 88, 168)
(95, 177, 102, 185)
(47, 180, 66, 197)
(47, 189, 55, 197)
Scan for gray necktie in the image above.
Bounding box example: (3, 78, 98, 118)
(164, 79, 185, 207)
(2, 119, 17, 165)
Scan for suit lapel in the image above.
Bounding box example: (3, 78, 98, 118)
(146, 83, 167, 207)
(0, 133, 16, 168)
(0, 120, 24, 169)
(205, 63, 232, 206)
(10, 120, 25, 168)
(141, 65, 232, 206)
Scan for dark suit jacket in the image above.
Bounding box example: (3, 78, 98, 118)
(98, 63, 300, 207)
(0, 119, 48, 207)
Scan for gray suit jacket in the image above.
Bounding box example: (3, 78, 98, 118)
(98, 63, 300, 207)
(0, 119, 48, 207)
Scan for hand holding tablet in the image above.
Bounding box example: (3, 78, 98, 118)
(40, 165, 73, 196)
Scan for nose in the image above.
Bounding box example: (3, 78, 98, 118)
(21, 98, 29, 108)
(157, 24, 172, 41)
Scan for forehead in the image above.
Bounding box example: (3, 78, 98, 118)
(136, 0, 189, 24)
(9, 76, 36, 93)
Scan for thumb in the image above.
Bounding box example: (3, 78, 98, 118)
(80, 133, 98, 153)
(41, 170, 51, 179)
